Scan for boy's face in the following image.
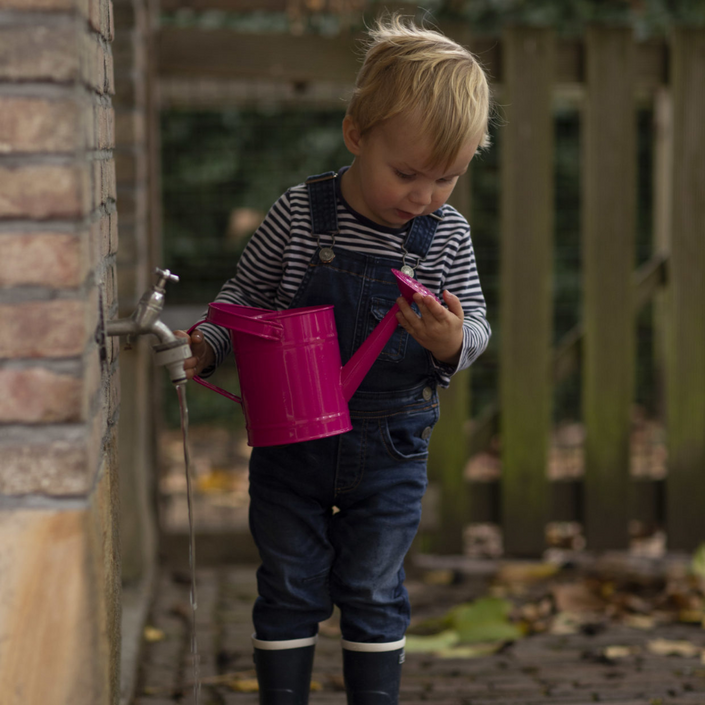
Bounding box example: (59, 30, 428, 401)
(342, 113, 481, 229)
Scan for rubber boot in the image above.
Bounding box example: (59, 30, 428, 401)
(253, 636, 316, 705)
(342, 641, 405, 705)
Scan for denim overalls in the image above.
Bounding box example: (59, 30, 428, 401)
(248, 172, 442, 645)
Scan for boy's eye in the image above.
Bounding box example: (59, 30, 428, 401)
(395, 170, 414, 180)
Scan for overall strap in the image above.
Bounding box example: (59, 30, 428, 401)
(402, 208, 444, 260)
(306, 171, 339, 236)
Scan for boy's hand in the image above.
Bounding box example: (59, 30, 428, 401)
(175, 329, 215, 380)
(395, 290, 464, 366)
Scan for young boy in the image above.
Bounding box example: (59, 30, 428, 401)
(181, 15, 492, 704)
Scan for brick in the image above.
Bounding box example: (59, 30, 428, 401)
(107, 0, 114, 42)
(0, 26, 78, 82)
(0, 233, 83, 289)
(0, 368, 82, 423)
(0, 97, 82, 153)
(105, 260, 117, 311)
(81, 33, 104, 93)
(0, 300, 86, 359)
(89, 0, 102, 33)
(96, 105, 115, 150)
(0, 164, 91, 219)
(105, 46, 114, 94)
(0, 442, 89, 493)
(92, 160, 102, 209)
(109, 211, 119, 255)
(82, 347, 101, 419)
(104, 159, 117, 201)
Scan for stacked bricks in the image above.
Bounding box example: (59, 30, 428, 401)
(0, 0, 122, 703)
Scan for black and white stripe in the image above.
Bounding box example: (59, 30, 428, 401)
(197, 181, 491, 387)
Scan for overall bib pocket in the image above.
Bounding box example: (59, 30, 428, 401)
(369, 296, 409, 362)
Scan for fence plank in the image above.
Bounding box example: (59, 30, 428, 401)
(426, 171, 473, 554)
(666, 28, 705, 551)
(427, 369, 471, 554)
(582, 27, 636, 550)
(499, 27, 554, 557)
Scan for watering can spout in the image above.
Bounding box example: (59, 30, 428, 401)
(340, 269, 439, 401)
(340, 301, 401, 401)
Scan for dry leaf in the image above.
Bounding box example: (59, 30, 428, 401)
(604, 645, 639, 659)
(549, 611, 581, 635)
(229, 678, 259, 692)
(143, 626, 165, 642)
(495, 562, 559, 584)
(552, 582, 604, 613)
(647, 638, 701, 658)
(422, 569, 455, 586)
(678, 609, 704, 624)
(623, 614, 655, 630)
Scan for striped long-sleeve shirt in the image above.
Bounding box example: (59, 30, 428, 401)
(197, 174, 491, 387)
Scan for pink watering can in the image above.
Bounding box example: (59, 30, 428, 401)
(189, 269, 439, 447)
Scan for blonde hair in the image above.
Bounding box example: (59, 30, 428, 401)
(347, 15, 491, 168)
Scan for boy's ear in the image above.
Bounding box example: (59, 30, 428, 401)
(342, 116, 363, 155)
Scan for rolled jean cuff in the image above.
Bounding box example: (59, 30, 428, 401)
(341, 637, 406, 652)
(252, 634, 318, 650)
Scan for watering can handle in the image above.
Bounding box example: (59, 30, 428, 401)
(186, 322, 243, 405)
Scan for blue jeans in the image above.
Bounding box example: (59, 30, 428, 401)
(249, 381, 438, 644)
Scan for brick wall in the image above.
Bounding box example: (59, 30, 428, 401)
(0, 0, 122, 702)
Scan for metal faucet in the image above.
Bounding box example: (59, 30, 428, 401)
(106, 268, 191, 385)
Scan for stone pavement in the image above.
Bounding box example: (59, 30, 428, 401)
(132, 560, 705, 705)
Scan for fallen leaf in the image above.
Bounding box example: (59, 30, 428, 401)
(451, 597, 523, 644)
(604, 645, 639, 659)
(678, 609, 704, 624)
(647, 638, 701, 658)
(405, 629, 460, 653)
(437, 642, 503, 658)
(549, 611, 581, 635)
(310, 681, 323, 692)
(691, 543, 705, 580)
(552, 582, 604, 613)
(228, 678, 259, 692)
(422, 569, 455, 586)
(143, 626, 165, 642)
(495, 561, 559, 584)
(623, 614, 655, 630)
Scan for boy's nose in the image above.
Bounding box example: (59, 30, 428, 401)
(409, 185, 433, 206)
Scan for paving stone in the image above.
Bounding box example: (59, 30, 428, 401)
(134, 562, 705, 705)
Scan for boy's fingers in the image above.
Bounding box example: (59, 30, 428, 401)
(443, 291, 464, 321)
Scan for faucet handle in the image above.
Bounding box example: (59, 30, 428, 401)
(154, 267, 179, 290)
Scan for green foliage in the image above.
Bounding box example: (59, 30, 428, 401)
(439, 0, 705, 36)
(161, 109, 349, 302)
(161, 0, 705, 37)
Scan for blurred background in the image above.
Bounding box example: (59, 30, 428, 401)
(152, 0, 705, 561)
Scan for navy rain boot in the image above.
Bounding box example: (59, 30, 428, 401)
(342, 641, 405, 705)
(253, 636, 317, 705)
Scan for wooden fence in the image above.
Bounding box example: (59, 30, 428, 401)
(155, 19, 705, 557)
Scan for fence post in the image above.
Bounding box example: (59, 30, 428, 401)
(499, 27, 555, 557)
(582, 26, 636, 550)
(666, 28, 705, 551)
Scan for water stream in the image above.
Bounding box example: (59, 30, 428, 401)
(176, 382, 201, 705)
